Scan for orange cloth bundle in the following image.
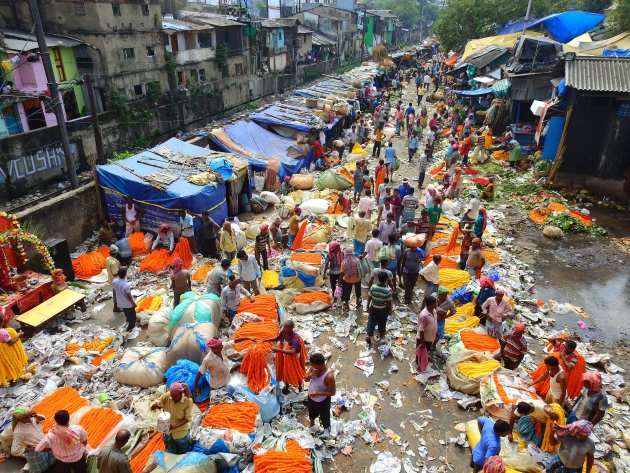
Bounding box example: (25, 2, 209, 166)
(72, 248, 108, 279)
(91, 348, 117, 366)
(254, 450, 312, 473)
(33, 387, 89, 433)
(79, 407, 123, 449)
(461, 330, 500, 353)
(275, 337, 307, 387)
(192, 263, 213, 282)
(530, 351, 586, 399)
(294, 291, 332, 305)
(232, 321, 279, 352)
(129, 232, 147, 256)
(172, 237, 193, 268)
(240, 342, 272, 393)
(202, 402, 260, 433)
(289, 252, 324, 266)
(130, 433, 164, 473)
(237, 294, 279, 322)
(139, 249, 171, 273)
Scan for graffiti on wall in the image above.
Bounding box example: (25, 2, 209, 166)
(7, 146, 66, 182)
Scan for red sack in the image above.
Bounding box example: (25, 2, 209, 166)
(416, 343, 429, 372)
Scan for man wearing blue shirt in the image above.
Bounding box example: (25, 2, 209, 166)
(471, 417, 510, 472)
(384, 143, 397, 181)
(405, 102, 415, 118)
(407, 131, 420, 162)
(178, 209, 197, 254)
(398, 179, 411, 199)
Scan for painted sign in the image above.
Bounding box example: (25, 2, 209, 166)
(7, 146, 66, 181)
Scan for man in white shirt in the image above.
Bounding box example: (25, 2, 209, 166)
(193, 338, 230, 397)
(419, 255, 441, 307)
(358, 189, 375, 219)
(220, 275, 255, 322)
(113, 267, 137, 332)
(236, 249, 261, 295)
(364, 229, 383, 268)
(178, 209, 197, 254)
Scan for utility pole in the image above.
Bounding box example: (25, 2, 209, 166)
(420, 0, 425, 42)
(360, 3, 367, 64)
(27, 0, 79, 189)
(523, 0, 533, 31)
(85, 74, 104, 165)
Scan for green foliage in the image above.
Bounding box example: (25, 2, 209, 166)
(110, 150, 134, 162)
(373, 0, 420, 28)
(545, 212, 607, 236)
(216, 44, 229, 70)
(164, 52, 176, 72)
(246, 101, 261, 110)
(535, 160, 552, 172)
(107, 88, 154, 131)
(433, 0, 599, 51)
(146, 82, 162, 104)
(608, 0, 630, 35)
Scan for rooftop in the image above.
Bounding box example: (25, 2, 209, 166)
(1, 29, 83, 53)
(260, 19, 300, 28)
(565, 56, 630, 93)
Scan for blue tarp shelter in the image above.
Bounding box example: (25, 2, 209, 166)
(455, 86, 494, 96)
(97, 138, 228, 234)
(498, 12, 605, 43)
(292, 80, 357, 100)
(209, 120, 314, 179)
(249, 103, 342, 139)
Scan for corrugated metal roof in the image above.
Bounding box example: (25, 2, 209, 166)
(2, 29, 82, 52)
(565, 57, 630, 93)
(162, 18, 212, 32)
(261, 19, 299, 28)
(466, 45, 509, 69)
(297, 26, 312, 35)
(312, 32, 336, 46)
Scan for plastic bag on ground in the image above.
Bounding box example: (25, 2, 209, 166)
(226, 373, 280, 423)
(151, 451, 218, 473)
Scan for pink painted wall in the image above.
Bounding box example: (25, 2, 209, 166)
(10, 53, 58, 130)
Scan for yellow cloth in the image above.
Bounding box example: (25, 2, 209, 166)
(220, 231, 237, 253)
(353, 217, 371, 243)
(351, 143, 367, 155)
(540, 403, 566, 453)
(456, 359, 501, 379)
(0, 328, 28, 386)
(157, 392, 193, 439)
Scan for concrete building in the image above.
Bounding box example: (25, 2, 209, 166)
(0, 0, 168, 108)
(260, 18, 300, 72)
(367, 9, 398, 47)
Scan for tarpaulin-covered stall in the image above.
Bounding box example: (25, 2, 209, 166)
(498, 11, 606, 43)
(209, 120, 314, 180)
(96, 138, 230, 233)
(461, 31, 544, 62)
(455, 87, 494, 96)
(249, 102, 342, 140)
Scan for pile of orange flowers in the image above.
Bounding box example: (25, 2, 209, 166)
(237, 294, 279, 322)
(130, 433, 165, 473)
(129, 232, 148, 256)
(33, 387, 89, 432)
(139, 238, 194, 273)
(275, 337, 306, 386)
(461, 330, 500, 353)
(240, 342, 272, 393)
(202, 402, 259, 433)
(528, 202, 569, 225)
(78, 407, 123, 449)
(91, 348, 117, 366)
(290, 252, 323, 266)
(135, 295, 163, 312)
(254, 449, 312, 473)
(232, 321, 279, 352)
(294, 291, 332, 305)
(72, 247, 110, 279)
(66, 336, 115, 356)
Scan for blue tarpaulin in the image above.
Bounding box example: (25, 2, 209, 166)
(603, 48, 630, 57)
(96, 138, 228, 234)
(210, 120, 314, 179)
(250, 103, 342, 138)
(498, 11, 605, 43)
(455, 86, 494, 96)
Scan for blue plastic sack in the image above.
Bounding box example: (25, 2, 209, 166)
(488, 269, 500, 282)
(451, 286, 473, 303)
(193, 439, 230, 455)
(165, 359, 210, 402)
(152, 451, 215, 471)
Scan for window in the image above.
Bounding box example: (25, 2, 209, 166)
(199, 69, 206, 82)
(73, 2, 86, 16)
(142, 4, 149, 15)
(235, 63, 243, 76)
(51, 48, 66, 82)
(112, 4, 121, 16)
(133, 84, 143, 96)
(146, 46, 155, 58)
(122, 48, 135, 59)
(190, 69, 198, 83)
(224, 32, 230, 43)
(177, 71, 185, 85)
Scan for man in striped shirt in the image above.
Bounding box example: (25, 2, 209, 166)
(500, 323, 528, 370)
(366, 272, 393, 346)
(36, 410, 88, 473)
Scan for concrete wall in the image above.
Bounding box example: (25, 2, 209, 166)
(15, 182, 100, 250)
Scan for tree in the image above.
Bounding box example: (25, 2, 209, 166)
(608, 0, 630, 35)
(373, 0, 421, 29)
(433, 0, 603, 52)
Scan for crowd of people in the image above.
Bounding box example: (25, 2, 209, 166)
(7, 51, 609, 473)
